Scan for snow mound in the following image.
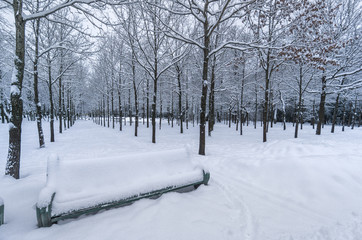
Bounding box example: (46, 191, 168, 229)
(37, 148, 206, 216)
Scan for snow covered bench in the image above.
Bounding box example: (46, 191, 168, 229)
(36, 149, 210, 227)
(0, 197, 4, 226)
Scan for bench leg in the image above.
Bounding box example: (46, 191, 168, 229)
(36, 206, 52, 227)
(0, 204, 4, 226)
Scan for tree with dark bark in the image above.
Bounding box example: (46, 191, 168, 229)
(2, 0, 111, 179)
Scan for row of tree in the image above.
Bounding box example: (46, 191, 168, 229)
(0, 0, 361, 179)
(88, 0, 361, 144)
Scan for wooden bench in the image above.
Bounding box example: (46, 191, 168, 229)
(36, 149, 210, 227)
(0, 197, 4, 226)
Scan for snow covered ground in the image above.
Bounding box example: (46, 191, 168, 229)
(0, 119, 362, 240)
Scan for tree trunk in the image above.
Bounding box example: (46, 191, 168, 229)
(199, 20, 210, 155)
(311, 99, 315, 129)
(185, 73, 189, 130)
(351, 96, 357, 130)
(67, 87, 70, 129)
(342, 102, 346, 131)
(176, 65, 183, 134)
(132, 53, 138, 136)
(62, 83, 66, 130)
(240, 54, 245, 135)
(128, 89, 132, 126)
(112, 74, 115, 129)
(228, 105, 232, 128)
(263, 50, 271, 142)
(348, 102, 353, 127)
(146, 76, 149, 128)
(159, 82, 162, 130)
(270, 91, 274, 129)
(118, 61, 123, 131)
(331, 94, 340, 133)
(0, 103, 5, 124)
(33, 16, 45, 148)
(191, 97, 194, 127)
(316, 75, 326, 135)
(107, 85, 110, 128)
(6, 1, 26, 179)
(208, 53, 216, 136)
(152, 79, 157, 143)
(58, 71, 63, 133)
(0, 71, 4, 124)
(48, 61, 55, 142)
(58, 25, 64, 134)
(254, 72, 258, 129)
(171, 89, 174, 127)
(142, 82, 145, 125)
(295, 65, 303, 138)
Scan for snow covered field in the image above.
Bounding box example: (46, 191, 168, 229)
(0, 120, 362, 240)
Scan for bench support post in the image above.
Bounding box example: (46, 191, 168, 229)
(0, 203, 4, 226)
(36, 193, 55, 227)
(36, 205, 52, 227)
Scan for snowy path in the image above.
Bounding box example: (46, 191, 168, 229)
(1, 120, 362, 240)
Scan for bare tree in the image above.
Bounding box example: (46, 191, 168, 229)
(2, 0, 110, 179)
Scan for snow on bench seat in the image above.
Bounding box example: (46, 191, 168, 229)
(36, 149, 209, 227)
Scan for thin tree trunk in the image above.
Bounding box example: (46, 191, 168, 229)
(176, 65, 183, 134)
(58, 25, 64, 134)
(199, 31, 209, 155)
(152, 78, 157, 143)
(103, 94, 106, 127)
(33, 15, 45, 148)
(142, 81, 145, 125)
(295, 64, 303, 138)
(0, 71, 4, 124)
(254, 74, 258, 129)
(171, 88, 174, 128)
(331, 94, 340, 133)
(128, 89, 132, 126)
(62, 83, 66, 130)
(107, 84, 110, 128)
(67, 87, 70, 129)
(159, 82, 162, 130)
(208, 51, 216, 136)
(240, 54, 245, 135)
(263, 50, 271, 142)
(146, 76, 149, 128)
(342, 102, 346, 131)
(112, 75, 115, 129)
(348, 102, 353, 127)
(316, 75, 327, 135)
(48, 59, 55, 142)
(132, 53, 138, 136)
(311, 99, 315, 129)
(185, 73, 189, 129)
(351, 96, 357, 130)
(118, 62, 123, 131)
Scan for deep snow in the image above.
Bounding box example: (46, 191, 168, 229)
(0, 119, 362, 240)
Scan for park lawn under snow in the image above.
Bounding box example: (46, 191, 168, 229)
(0, 119, 362, 240)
